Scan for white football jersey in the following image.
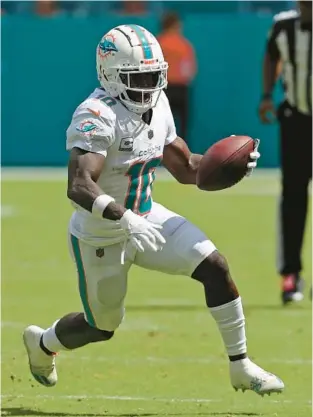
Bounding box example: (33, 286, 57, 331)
(66, 88, 177, 246)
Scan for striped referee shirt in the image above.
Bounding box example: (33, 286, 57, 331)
(267, 10, 312, 115)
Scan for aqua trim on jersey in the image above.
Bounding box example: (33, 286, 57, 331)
(128, 24, 153, 59)
(70, 235, 96, 327)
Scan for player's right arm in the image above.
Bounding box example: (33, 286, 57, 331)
(259, 17, 283, 124)
(67, 148, 126, 220)
(66, 106, 165, 252)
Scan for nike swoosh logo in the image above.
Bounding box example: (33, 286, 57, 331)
(87, 108, 100, 117)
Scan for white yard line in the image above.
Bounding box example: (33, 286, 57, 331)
(3, 168, 311, 195)
(1, 167, 69, 181)
(1, 167, 278, 181)
(1, 167, 279, 180)
(0, 394, 219, 403)
(0, 394, 311, 405)
(1, 168, 284, 195)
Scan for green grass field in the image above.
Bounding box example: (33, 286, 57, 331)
(1, 170, 312, 417)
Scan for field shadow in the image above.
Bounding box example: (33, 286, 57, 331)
(1, 407, 262, 417)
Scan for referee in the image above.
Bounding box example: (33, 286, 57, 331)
(259, 1, 312, 304)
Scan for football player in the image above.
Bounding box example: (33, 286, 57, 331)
(23, 24, 284, 395)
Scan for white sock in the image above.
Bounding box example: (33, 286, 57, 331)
(42, 320, 68, 353)
(209, 297, 247, 357)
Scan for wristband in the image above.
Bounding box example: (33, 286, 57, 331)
(92, 194, 115, 219)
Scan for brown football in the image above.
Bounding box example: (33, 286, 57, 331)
(196, 135, 255, 191)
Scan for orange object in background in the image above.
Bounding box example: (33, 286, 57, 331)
(158, 13, 196, 86)
(121, 1, 147, 15)
(158, 12, 197, 141)
(35, 1, 58, 16)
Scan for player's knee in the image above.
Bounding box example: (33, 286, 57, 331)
(192, 250, 230, 286)
(192, 250, 239, 307)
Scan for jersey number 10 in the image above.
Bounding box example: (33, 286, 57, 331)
(125, 157, 162, 215)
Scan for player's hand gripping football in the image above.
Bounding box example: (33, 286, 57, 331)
(246, 139, 261, 177)
(120, 209, 166, 253)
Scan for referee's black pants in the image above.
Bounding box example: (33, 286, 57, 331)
(277, 101, 312, 276)
(165, 84, 189, 142)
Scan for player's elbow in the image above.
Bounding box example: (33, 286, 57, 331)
(170, 170, 189, 184)
(67, 185, 76, 202)
(67, 180, 81, 202)
(176, 175, 192, 185)
(175, 168, 196, 185)
(169, 166, 195, 184)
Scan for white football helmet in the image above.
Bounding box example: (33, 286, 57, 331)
(96, 24, 168, 114)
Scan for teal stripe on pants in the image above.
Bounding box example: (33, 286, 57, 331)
(70, 235, 96, 327)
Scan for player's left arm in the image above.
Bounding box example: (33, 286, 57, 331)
(163, 136, 261, 184)
(162, 94, 260, 185)
(163, 136, 202, 185)
(162, 93, 202, 185)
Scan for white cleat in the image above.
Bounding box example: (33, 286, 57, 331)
(23, 325, 57, 387)
(230, 358, 284, 396)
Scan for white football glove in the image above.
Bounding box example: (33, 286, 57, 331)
(246, 138, 261, 177)
(120, 209, 166, 253)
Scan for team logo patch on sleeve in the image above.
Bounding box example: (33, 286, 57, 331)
(119, 137, 134, 151)
(76, 120, 98, 134)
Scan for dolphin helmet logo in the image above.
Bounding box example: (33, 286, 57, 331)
(98, 35, 118, 58)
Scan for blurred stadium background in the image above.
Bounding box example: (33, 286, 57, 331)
(1, 2, 311, 417)
(2, 0, 297, 167)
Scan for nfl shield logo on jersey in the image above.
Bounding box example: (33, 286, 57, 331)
(148, 130, 154, 140)
(96, 248, 105, 258)
(119, 137, 134, 152)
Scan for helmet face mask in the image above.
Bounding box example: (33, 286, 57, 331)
(118, 65, 168, 109)
(96, 25, 168, 114)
